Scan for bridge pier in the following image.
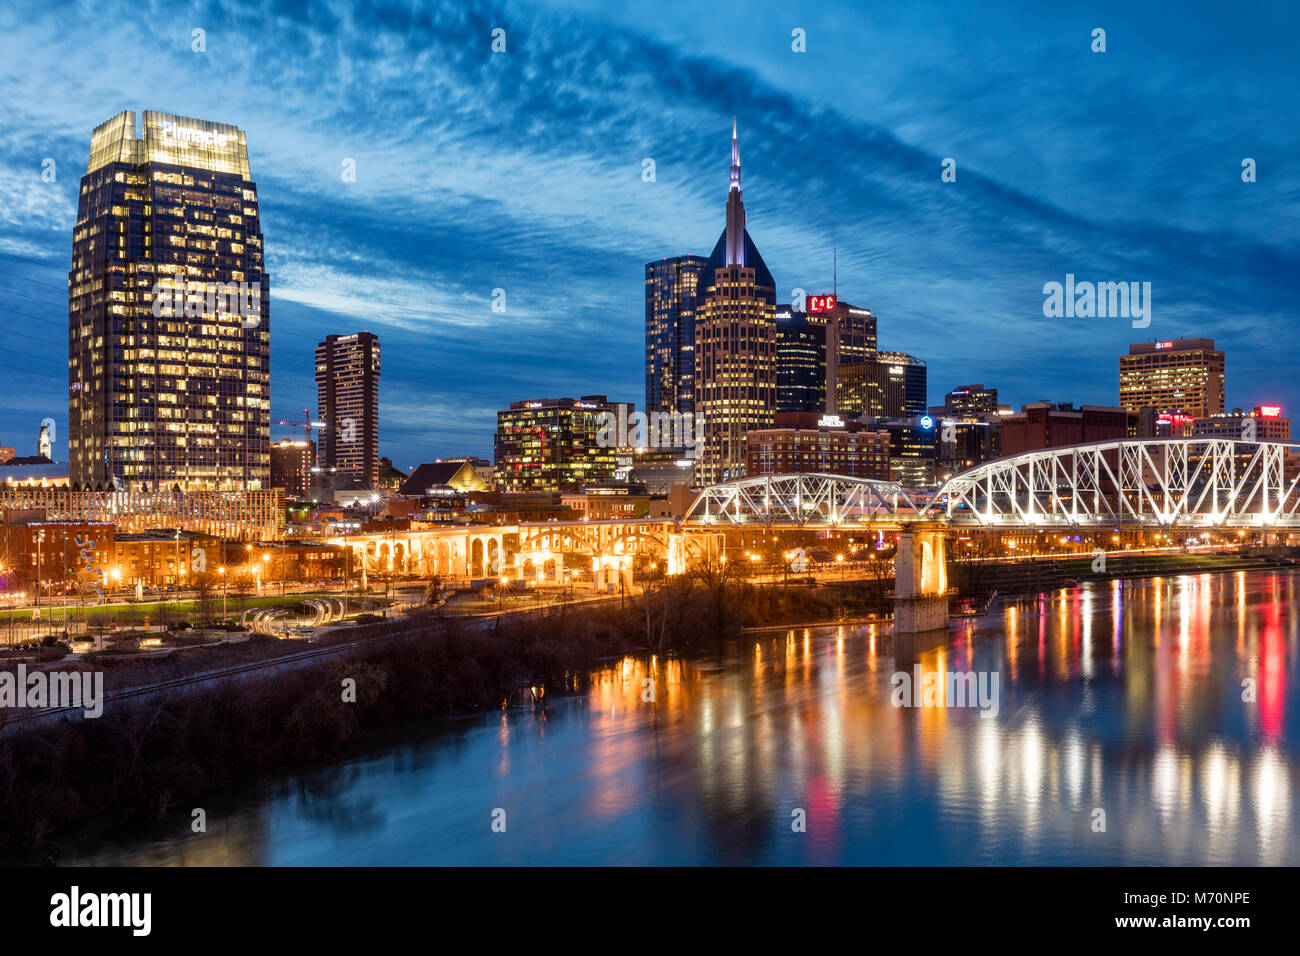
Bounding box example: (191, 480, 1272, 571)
(894, 528, 949, 634)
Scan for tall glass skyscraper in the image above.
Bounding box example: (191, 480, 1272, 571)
(68, 110, 270, 491)
(774, 306, 826, 413)
(644, 255, 706, 415)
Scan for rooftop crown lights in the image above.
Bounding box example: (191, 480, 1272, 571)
(161, 120, 228, 148)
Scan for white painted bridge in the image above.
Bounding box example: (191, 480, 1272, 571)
(684, 438, 1300, 530)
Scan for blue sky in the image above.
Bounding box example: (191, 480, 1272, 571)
(1, 0, 1296, 470)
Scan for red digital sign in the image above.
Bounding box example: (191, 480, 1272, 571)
(807, 294, 837, 314)
(1155, 340, 1174, 350)
(1259, 405, 1282, 418)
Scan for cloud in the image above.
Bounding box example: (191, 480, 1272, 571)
(0, 0, 1296, 463)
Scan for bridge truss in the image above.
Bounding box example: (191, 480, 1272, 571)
(685, 473, 931, 528)
(682, 440, 1300, 531)
(936, 438, 1300, 528)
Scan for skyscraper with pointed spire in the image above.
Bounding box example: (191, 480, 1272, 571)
(693, 119, 778, 484)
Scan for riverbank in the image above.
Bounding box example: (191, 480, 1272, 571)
(6, 562, 1287, 850)
(1, 575, 791, 849)
(956, 551, 1295, 598)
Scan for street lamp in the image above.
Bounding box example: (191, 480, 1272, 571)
(218, 566, 227, 617)
(35, 529, 45, 610)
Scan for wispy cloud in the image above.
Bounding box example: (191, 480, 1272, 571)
(0, 0, 1296, 462)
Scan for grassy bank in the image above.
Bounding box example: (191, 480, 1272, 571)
(0, 593, 334, 624)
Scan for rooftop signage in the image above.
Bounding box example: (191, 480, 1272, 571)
(160, 120, 229, 148)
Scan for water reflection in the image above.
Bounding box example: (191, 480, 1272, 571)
(34, 570, 1300, 866)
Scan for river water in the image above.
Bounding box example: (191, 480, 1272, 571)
(34, 569, 1300, 865)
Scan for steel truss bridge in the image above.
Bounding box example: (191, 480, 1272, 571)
(684, 439, 1300, 530)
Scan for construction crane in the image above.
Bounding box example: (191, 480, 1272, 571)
(271, 408, 313, 444)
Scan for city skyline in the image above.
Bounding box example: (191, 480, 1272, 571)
(1, 0, 1297, 470)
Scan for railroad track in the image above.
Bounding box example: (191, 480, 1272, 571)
(1, 595, 622, 734)
(1, 635, 379, 731)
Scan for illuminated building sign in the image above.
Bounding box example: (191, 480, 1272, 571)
(807, 295, 837, 314)
(1259, 405, 1282, 418)
(817, 415, 844, 428)
(919, 415, 934, 430)
(1155, 340, 1174, 350)
(161, 120, 228, 148)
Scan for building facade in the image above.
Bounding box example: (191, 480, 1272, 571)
(1, 519, 114, 595)
(494, 396, 620, 492)
(747, 413, 891, 480)
(839, 351, 928, 419)
(1001, 403, 1129, 456)
(270, 438, 315, 497)
(112, 529, 222, 588)
(693, 121, 778, 485)
(1120, 338, 1225, 420)
(316, 332, 381, 488)
(941, 384, 999, 418)
(645, 255, 707, 415)
(774, 307, 826, 413)
(68, 110, 271, 491)
(1192, 405, 1291, 442)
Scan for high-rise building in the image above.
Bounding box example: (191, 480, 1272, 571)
(270, 438, 315, 497)
(941, 384, 999, 418)
(840, 351, 927, 419)
(645, 255, 707, 415)
(776, 296, 877, 414)
(315, 332, 381, 488)
(804, 295, 876, 412)
(1120, 339, 1225, 420)
(864, 417, 938, 487)
(68, 110, 271, 491)
(493, 396, 621, 492)
(694, 120, 777, 484)
(774, 307, 826, 413)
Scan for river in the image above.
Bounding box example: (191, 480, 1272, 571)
(28, 569, 1300, 865)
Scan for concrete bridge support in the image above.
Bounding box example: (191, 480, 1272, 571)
(894, 527, 949, 634)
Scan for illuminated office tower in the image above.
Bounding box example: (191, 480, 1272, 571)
(694, 119, 777, 484)
(494, 396, 621, 492)
(775, 306, 826, 413)
(68, 110, 271, 490)
(839, 350, 927, 419)
(1120, 338, 1225, 420)
(270, 438, 316, 497)
(645, 255, 707, 415)
(779, 295, 876, 413)
(316, 332, 381, 488)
